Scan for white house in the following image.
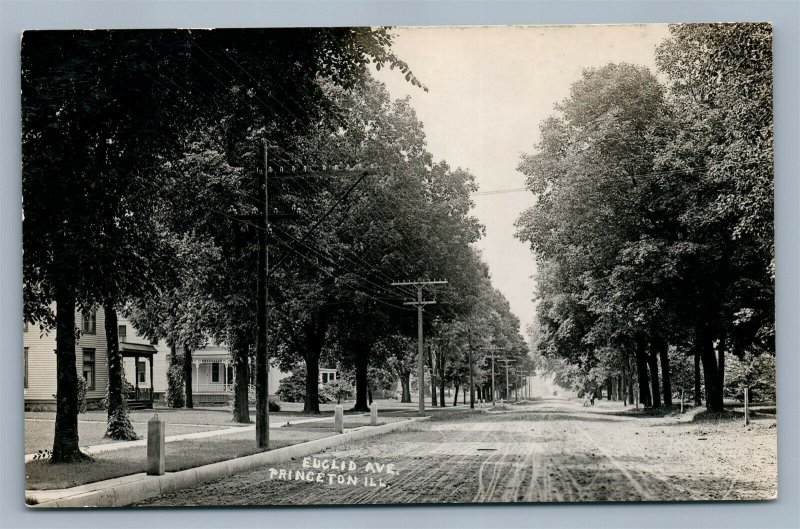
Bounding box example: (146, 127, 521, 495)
(24, 306, 170, 409)
(24, 305, 337, 409)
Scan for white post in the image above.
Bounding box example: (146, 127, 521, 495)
(334, 405, 344, 434)
(744, 387, 750, 426)
(370, 401, 378, 426)
(147, 414, 165, 476)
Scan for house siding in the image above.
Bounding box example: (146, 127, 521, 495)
(23, 321, 57, 402)
(24, 306, 166, 404)
(117, 315, 169, 393)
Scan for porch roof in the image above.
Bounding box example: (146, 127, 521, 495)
(119, 342, 158, 356)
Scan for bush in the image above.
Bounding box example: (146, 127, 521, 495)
(725, 354, 776, 403)
(276, 368, 306, 403)
(76, 375, 88, 414)
(276, 366, 351, 405)
(165, 363, 185, 408)
(105, 404, 139, 440)
(269, 400, 281, 412)
(324, 379, 353, 404)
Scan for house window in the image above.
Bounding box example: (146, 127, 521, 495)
(82, 310, 96, 334)
(82, 349, 95, 390)
(211, 363, 220, 383)
(117, 325, 127, 343)
(322, 373, 329, 384)
(137, 361, 146, 384)
(24, 347, 29, 389)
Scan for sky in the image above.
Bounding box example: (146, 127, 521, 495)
(373, 24, 671, 338)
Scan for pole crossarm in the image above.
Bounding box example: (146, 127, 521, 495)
(391, 280, 448, 287)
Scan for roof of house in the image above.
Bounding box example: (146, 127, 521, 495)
(119, 342, 158, 356)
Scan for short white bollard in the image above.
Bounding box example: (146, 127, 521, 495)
(370, 402, 378, 426)
(744, 387, 750, 426)
(334, 405, 344, 434)
(147, 414, 165, 476)
(680, 388, 685, 414)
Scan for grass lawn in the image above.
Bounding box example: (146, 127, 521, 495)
(24, 406, 318, 454)
(24, 420, 227, 455)
(26, 427, 335, 490)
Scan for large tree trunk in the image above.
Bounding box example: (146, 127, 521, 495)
(400, 371, 411, 403)
(717, 333, 726, 399)
(304, 353, 321, 414)
(621, 364, 628, 405)
(606, 378, 613, 401)
(301, 311, 328, 414)
(656, 339, 673, 406)
(627, 356, 635, 406)
(647, 345, 662, 408)
(232, 334, 251, 423)
(183, 346, 193, 409)
(351, 342, 370, 412)
(438, 360, 446, 407)
(52, 289, 89, 463)
(698, 326, 724, 412)
(166, 343, 184, 408)
(694, 350, 703, 406)
(104, 304, 137, 440)
(634, 335, 652, 407)
(453, 384, 460, 406)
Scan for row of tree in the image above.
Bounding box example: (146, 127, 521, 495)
(22, 28, 529, 462)
(517, 23, 774, 412)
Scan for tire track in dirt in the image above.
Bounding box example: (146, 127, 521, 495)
(573, 422, 651, 500)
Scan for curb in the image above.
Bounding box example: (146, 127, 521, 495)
(31, 416, 430, 508)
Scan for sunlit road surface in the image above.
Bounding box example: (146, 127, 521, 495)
(138, 397, 776, 506)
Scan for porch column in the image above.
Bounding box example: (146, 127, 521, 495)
(223, 360, 229, 390)
(193, 360, 201, 393)
(149, 355, 154, 406)
(135, 354, 140, 399)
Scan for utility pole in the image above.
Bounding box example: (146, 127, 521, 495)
(255, 141, 270, 448)
(499, 358, 515, 403)
(484, 347, 504, 403)
(518, 371, 530, 401)
(245, 153, 370, 447)
(391, 280, 447, 416)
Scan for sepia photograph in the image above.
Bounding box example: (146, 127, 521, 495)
(20, 22, 776, 509)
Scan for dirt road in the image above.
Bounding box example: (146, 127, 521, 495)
(138, 398, 777, 506)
